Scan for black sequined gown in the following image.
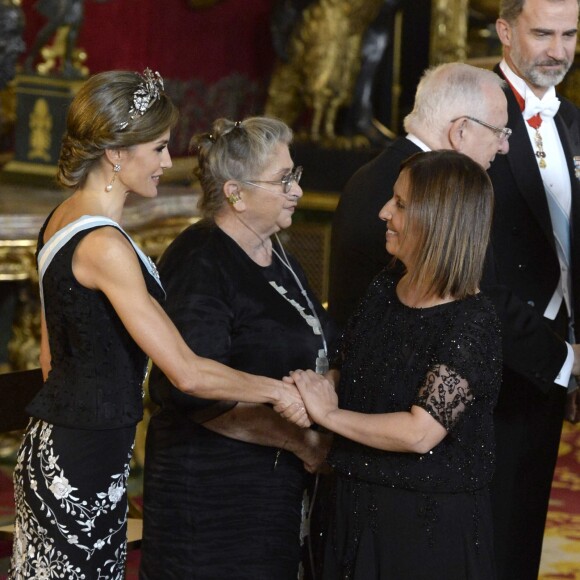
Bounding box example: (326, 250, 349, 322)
(324, 270, 502, 580)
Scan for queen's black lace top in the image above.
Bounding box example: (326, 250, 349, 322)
(329, 270, 502, 493)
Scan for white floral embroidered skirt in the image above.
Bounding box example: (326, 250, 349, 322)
(9, 418, 136, 580)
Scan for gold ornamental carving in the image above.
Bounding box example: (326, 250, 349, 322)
(0, 212, 199, 371)
(27, 98, 53, 161)
(23, 0, 113, 78)
(0, 241, 37, 282)
(430, 0, 469, 64)
(0, 241, 40, 370)
(8, 290, 41, 371)
(36, 25, 89, 78)
(130, 217, 199, 259)
(265, 0, 385, 146)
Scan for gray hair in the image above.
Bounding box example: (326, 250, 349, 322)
(191, 116, 293, 220)
(404, 63, 506, 137)
(500, 0, 580, 22)
(57, 70, 179, 189)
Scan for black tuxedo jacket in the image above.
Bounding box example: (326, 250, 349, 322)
(328, 137, 418, 326)
(485, 68, 580, 578)
(487, 65, 580, 338)
(328, 136, 568, 392)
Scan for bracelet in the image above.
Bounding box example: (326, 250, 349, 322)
(273, 438, 289, 470)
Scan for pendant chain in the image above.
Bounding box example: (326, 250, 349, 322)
(533, 127, 547, 169)
(271, 234, 329, 374)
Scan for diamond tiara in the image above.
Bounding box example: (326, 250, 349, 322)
(118, 68, 164, 130)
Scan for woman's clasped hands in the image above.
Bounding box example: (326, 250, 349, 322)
(276, 369, 339, 430)
(274, 377, 312, 428)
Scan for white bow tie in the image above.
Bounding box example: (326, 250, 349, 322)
(523, 92, 561, 120)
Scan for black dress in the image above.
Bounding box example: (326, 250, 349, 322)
(140, 221, 338, 580)
(324, 270, 502, 580)
(10, 216, 164, 580)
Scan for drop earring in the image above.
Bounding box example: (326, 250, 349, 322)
(105, 164, 121, 192)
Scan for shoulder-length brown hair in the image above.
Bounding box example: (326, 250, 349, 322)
(398, 150, 494, 300)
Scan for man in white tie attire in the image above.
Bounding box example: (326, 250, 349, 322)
(488, 0, 580, 577)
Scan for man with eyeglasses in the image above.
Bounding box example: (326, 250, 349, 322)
(486, 0, 580, 578)
(329, 60, 580, 385)
(330, 62, 513, 327)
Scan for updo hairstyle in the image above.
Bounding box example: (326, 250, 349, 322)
(191, 116, 293, 219)
(57, 70, 179, 189)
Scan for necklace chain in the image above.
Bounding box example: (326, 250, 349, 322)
(271, 234, 329, 374)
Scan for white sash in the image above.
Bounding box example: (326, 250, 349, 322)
(37, 215, 164, 313)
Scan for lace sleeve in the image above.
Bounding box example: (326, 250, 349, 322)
(413, 364, 474, 431)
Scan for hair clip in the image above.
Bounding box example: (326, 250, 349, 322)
(118, 68, 164, 130)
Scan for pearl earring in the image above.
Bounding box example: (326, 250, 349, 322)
(105, 164, 121, 192)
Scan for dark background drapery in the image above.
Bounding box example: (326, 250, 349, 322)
(21, 0, 277, 156)
(17, 0, 436, 161)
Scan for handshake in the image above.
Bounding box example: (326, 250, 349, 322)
(273, 369, 340, 429)
(273, 343, 580, 427)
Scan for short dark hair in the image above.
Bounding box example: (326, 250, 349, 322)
(398, 150, 494, 300)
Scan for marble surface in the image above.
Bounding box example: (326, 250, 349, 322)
(0, 181, 200, 240)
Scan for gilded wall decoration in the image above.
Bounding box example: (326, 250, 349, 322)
(265, 0, 386, 147)
(430, 0, 469, 63)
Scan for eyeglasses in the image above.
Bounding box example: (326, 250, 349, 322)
(451, 116, 512, 143)
(243, 166, 303, 194)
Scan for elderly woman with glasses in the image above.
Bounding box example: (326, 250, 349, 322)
(140, 116, 338, 579)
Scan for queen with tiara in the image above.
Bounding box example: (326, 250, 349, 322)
(9, 70, 307, 579)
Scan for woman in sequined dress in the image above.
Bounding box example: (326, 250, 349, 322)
(290, 150, 502, 579)
(9, 73, 307, 580)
